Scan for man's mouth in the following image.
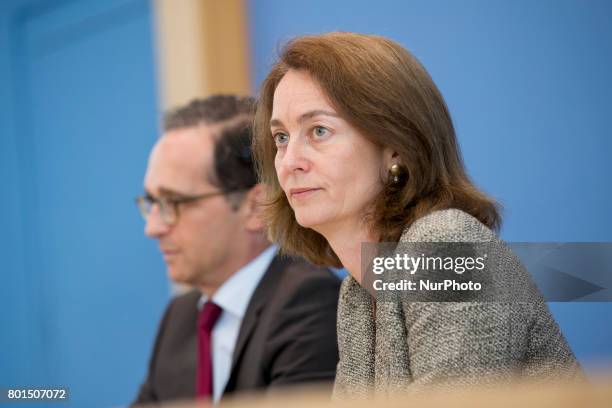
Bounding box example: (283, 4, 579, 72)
(160, 247, 180, 260)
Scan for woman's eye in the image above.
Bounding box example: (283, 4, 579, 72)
(313, 126, 330, 138)
(273, 132, 289, 146)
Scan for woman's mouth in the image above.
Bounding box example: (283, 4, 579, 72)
(289, 187, 321, 200)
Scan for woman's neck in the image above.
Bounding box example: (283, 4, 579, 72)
(318, 220, 378, 284)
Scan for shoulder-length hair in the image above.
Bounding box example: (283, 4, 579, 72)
(253, 32, 501, 267)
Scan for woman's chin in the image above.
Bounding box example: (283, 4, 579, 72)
(295, 212, 328, 232)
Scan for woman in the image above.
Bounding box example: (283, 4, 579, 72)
(253, 32, 581, 397)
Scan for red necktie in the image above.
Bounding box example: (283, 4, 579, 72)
(196, 301, 223, 398)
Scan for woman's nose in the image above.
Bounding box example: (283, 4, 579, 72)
(280, 135, 311, 174)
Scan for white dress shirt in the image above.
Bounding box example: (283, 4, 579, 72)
(197, 245, 277, 403)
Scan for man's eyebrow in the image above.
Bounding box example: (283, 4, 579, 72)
(157, 187, 187, 197)
(270, 109, 340, 129)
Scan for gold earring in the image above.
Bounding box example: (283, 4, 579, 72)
(390, 164, 403, 183)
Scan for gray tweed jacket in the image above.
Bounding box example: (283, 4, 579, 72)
(333, 209, 582, 398)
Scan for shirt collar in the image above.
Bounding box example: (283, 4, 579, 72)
(198, 245, 278, 319)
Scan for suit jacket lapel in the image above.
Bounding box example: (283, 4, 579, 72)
(223, 254, 291, 393)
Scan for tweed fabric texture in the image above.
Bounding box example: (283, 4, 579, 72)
(333, 209, 582, 399)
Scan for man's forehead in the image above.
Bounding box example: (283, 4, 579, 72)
(158, 125, 215, 160)
(163, 124, 214, 146)
(144, 125, 215, 193)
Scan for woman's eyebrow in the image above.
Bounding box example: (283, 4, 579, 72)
(270, 110, 339, 128)
(270, 118, 284, 128)
(298, 109, 339, 123)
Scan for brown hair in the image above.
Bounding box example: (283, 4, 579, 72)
(253, 32, 501, 267)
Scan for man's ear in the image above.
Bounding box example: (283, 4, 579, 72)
(241, 184, 266, 232)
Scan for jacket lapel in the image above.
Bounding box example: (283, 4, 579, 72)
(223, 254, 290, 393)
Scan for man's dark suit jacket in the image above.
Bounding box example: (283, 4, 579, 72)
(133, 254, 341, 405)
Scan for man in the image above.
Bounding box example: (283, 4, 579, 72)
(132, 95, 340, 405)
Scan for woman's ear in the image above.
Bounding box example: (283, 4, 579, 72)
(383, 147, 399, 170)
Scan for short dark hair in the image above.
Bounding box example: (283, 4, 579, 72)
(163, 95, 257, 208)
(163, 94, 254, 131)
(210, 121, 257, 207)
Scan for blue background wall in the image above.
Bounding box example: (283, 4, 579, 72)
(0, 1, 610, 407)
(0, 0, 168, 406)
(247, 0, 612, 370)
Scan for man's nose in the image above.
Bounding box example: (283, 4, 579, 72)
(144, 204, 169, 238)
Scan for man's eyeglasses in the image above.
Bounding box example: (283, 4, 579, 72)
(135, 190, 241, 226)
